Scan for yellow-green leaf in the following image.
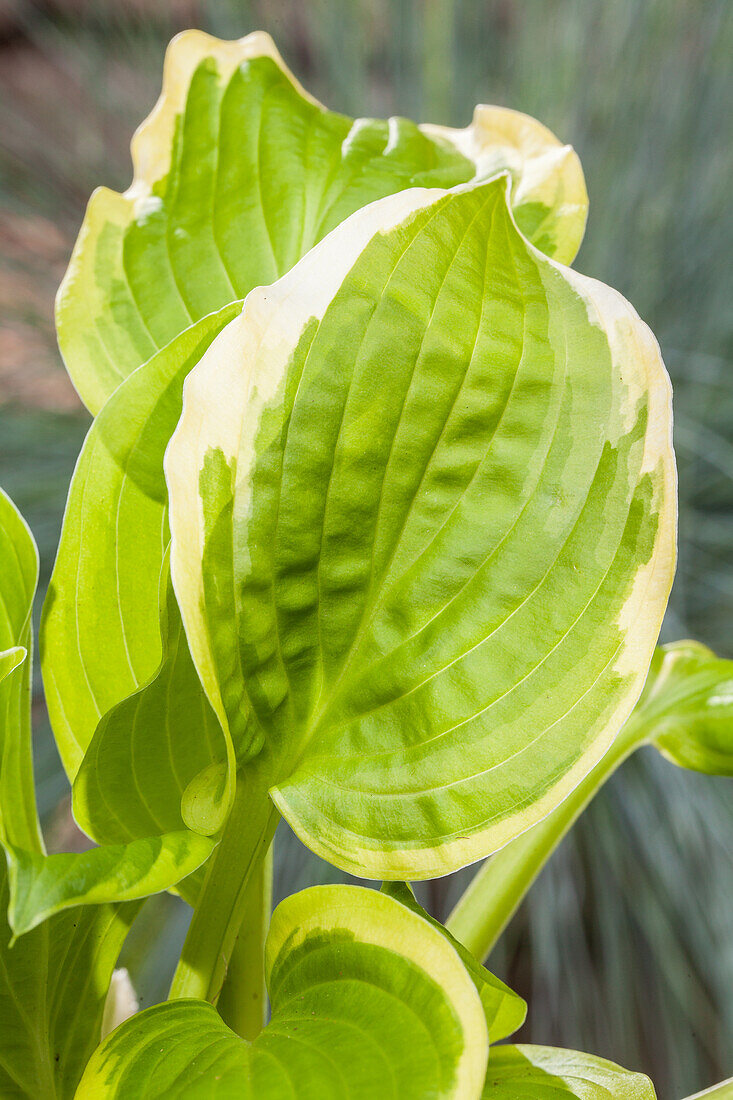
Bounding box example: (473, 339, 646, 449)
(166, 175, 675, 878)
(57, 30, 586, 415)
(77, 885, 488, 1099)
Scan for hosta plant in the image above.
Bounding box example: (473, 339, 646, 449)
(1, 30, 731, 1099)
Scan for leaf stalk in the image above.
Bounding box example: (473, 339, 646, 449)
(169, 763, 279, 1005)
(446, 715, 650, 961)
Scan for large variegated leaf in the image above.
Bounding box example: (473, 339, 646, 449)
(446, 637, 733, 962)
(0, 489, 141, 1097)
(632, 640, 733, 774)
(165, 176, 675, 878)
(77, 885, 488, 1099)
(57, 29, 586, 415)
(482, 1045, 656, 1098)
(381, 881, 525, 1043)
(0, 490, 213, 939)
(41, 305, 238, 777)
(45, 28, 585, 846)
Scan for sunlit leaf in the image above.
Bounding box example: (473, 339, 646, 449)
(633, 640, 733, 775)
(382, 881, 526, 1042)
(57, 30, 587, 415)
(45, 30, 587, 858)
(72, 554, 226, 847)
(0, 858, 138, 1099)
(1, 490, 213, 939)
(482, 1045, 656, 1098)
(77, 885, 488, 1099)
(166, 175, 675, 877)
(41, 305, 238, 777)
(0, 489, 140, 1097)
(5, 831, 212, 938)
(0, 487, 42, 854)
(423, 105, 587, 264)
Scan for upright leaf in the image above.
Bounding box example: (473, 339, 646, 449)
(0, 858, 138, 1099)
(45, 29, 586, 843)
(166, 176, 676, 877)
(0, 490, 213, 940)
(0, 490, 140, 1098)
(56, 29, 587, 415)
(0, 488, 42, 854)
(77, 885, 489, 1099)
(482, 1045, 656, 1098)
(41, 305, 238, 777)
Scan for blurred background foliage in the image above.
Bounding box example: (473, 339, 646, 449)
(0, 1, 731, 1095)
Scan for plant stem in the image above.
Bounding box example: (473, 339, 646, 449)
(169, 763, 279, 1004)
(216, 841, 274, 1039)
(446, 719, 648, 962)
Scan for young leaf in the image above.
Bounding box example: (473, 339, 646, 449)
(0, 487, 43, 854)
(4, 831, 212, 938)
(165, 175, 675, 878)
(41, 304, 239, 777)
(0, 490, 213, 939)
(57, 29, 586, 414)
(633, 640, 733, 775)
(482, 1045, 656, 1098)
(381, 881, 526, 1043)
(77, 885, 489, 1099)
(0, 489, 141, 1097)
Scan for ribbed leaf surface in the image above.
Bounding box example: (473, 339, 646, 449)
(56, 31, 586, 415)
(166, 177, 675, 877)
(0, 490, 213, 939)
(77, 885, 488, 1099)
(45, 30, 587, 857)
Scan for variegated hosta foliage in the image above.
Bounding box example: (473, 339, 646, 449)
(43, 29, 675, 886)
(3, 23, 730, 1100)
(78, 883, 656, 1100)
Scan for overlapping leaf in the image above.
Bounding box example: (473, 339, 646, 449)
(0, 857, 138, 1099)
(72, 558, 225, 847)
(166, 174, 676, 877)
(0, 490, 213, 940)
(41, 306, 238, 778)
(482, 1045, 656, 1098)
(76, 885, 489, 1099)
(57, 30, 587, 416)
(381, 881, 526, 1043)
(0, 489, 141, 1097)
(44, 31, 587, 830)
